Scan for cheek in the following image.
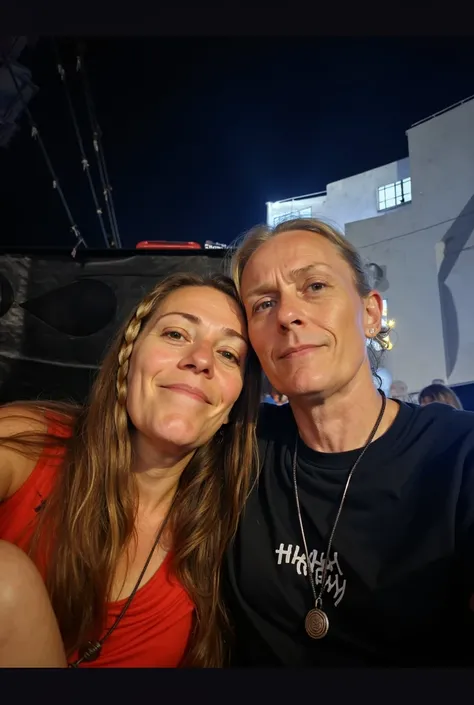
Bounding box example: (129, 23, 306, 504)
(220, 373, 245, 410)
(126, 355, 140, 395)
(248, 322, 270, 359)
(126, 346, 165, 407)
(125, 356, 144, 416)
(129, 343, 170, 382)
(328, 302, 363, 342)
(126, 357, 144, 398)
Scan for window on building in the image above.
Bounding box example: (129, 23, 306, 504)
(273, 207, 312, 226)
(377, 178, 412, 211)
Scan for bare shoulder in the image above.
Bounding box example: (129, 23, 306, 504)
(0, 404, 48, 501)
(0, 404, 47, 434)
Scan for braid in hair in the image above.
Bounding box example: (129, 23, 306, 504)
(114, 292, 161, 445)
(103, 289, 165, 564)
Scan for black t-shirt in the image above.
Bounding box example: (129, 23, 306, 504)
(224, 400, 474, 667)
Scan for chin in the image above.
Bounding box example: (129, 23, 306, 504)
(149, 416, 206, 451)
(288, 387, 327, 400)
(277, 371, 330, 398)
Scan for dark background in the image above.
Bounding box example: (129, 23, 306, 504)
(2, 37, 474, 249)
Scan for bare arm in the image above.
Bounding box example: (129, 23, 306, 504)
(0, 405, 46, 502)
(0, 540, 67, 667)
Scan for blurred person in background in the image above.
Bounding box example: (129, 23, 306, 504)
(419, 382, 463, 410)
(261, 374, 288, 406)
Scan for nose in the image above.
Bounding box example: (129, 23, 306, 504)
(177, 340, 214, 377)
(276, 292, 305, 332)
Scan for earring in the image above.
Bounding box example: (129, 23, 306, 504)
(368, 328, 376, 335)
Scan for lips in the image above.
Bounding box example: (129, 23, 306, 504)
(279, 344, 318, 359)
(161, 384, 211, 404)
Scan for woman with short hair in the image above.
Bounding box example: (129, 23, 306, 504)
(225, 217, 474, 667)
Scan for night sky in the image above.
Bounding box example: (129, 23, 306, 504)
(2, 37, 474, 250)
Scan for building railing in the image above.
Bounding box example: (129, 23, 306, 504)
(410, 93, 474, 129)
(268, 190, 327, 205)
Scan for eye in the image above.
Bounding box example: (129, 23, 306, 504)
(254, 299, 275, 314)
(308, 281, 326, 292)
(219, 350, 240, 365)
(163, 330, 185, 341)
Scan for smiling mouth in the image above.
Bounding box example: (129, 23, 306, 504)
(280, 345, 318, 359)
(161, 385, 210, 404)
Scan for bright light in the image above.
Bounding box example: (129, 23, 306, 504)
(388, 319, 396, 328)
(387, 341, 394, 351)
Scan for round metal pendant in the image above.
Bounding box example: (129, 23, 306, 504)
(305, 607, 329, 639)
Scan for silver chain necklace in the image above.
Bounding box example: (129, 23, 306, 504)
(292, 391, 386, 640)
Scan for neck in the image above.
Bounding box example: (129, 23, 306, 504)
(290, 369, 399, 453)
(131, 434, 194, 515)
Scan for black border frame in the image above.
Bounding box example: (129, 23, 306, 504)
(0, 2, 473, 696)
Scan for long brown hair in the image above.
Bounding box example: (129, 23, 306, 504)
(229, 217, 392, 372)
(1, 272, 261, 667)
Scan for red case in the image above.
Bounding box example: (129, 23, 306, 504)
(136, 241, 202, 250)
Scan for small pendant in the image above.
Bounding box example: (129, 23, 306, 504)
(78, 640, 102, 662)
(305, 607, 329, 639)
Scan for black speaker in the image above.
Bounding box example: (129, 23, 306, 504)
(0, 248, 226, 403)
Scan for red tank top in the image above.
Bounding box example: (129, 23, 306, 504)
(0, 417, 194, 668)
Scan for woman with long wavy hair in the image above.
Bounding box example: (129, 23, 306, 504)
(0, 271, 261, 668)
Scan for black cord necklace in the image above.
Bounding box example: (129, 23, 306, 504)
(68, 494, 177, 668)
(292, 391, 386, 640)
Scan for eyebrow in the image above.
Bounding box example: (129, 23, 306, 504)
(289, 262, 331, 279)
(246, 262, 332, 298)
(154, 311, 247, 344)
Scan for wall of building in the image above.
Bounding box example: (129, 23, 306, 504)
(346, 98, 474, 394)
(265, 98, 474, 395)
(326, 158, 410, 229)
(266, 158, 410, 230)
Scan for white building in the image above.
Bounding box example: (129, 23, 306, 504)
(266, 96, 474, 398)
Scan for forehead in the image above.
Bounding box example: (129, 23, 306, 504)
(242, 230, 348, 292)
(153, 285, 247, 334)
